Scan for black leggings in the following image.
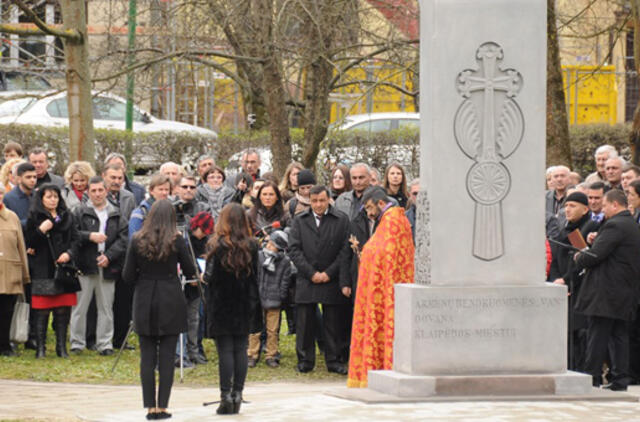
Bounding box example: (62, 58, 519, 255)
(215, 335, 248, 393)
(138, 334, 178, 408)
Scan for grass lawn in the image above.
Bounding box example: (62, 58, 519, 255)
(0, 321, 345, 386)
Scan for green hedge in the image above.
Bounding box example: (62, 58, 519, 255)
(0, 122, 631, 179)
(568, 123, 631, 176)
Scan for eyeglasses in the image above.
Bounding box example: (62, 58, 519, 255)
(181, 185, 196, 190)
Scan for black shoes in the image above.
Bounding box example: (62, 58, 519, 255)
(99, 349, 114, 356)
(602, 383, 628, 391)
(265, 358, 279, 368)
(296, 363, 313, 373)
(327, 364, 348, 375)
(231, 391, 242, 414)
(247, 357, 258, 368)
(146, 411, 171, 419)
(189, 354, 208, 365)
(216, 392, 234, 415)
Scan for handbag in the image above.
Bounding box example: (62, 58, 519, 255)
(47, 234, 81, 288)
(10, 294, 29, 343)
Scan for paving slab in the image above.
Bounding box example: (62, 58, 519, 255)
(3, 379, 640, 421)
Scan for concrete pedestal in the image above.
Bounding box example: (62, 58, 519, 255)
(365, 283, 592, 398)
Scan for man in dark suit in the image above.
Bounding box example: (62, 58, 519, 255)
(574, 189, 640, 391)
(289, 185, 351, 374)
(548, 191, 600, 371)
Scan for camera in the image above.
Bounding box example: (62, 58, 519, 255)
(173, 199, 188, 228)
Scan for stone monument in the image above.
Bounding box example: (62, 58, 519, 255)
(367, 0, 593, 397)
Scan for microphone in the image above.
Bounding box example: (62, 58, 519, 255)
(254, 220, 281, 236)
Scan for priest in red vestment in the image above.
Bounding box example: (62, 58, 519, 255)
(347, 187, 414, 388)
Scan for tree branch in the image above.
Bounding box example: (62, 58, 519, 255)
(91, 49, 264, 83)
(11, 0, 82, 41)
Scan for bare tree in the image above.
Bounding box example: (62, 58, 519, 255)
(1, 0, 95, 163)
(547, 0, 572, 166)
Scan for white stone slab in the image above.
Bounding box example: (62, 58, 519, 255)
(415, 0, 547, 285)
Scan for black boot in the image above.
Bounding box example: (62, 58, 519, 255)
(231, 390, 242, 414)
(216, 391, 234, 415)
(35, 309, 49, 359)
(54, 307, 70, 359)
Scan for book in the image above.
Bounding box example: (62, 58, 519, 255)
(567, 229, 588, 250)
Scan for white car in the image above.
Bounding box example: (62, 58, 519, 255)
(332, 112, 419, 132)
(0, 91, 217, 138)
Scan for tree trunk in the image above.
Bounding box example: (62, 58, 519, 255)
(301, 58, 333, 171)
(237, 64, 268, 131)
(546, 0, 572, 167)
(262, 52, 291, 177)
(60, 0, 95, 164)
(630, 1, 640, 165)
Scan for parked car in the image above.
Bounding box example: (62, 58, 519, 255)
(0, 70, 52, 92)
(0, 90, 217, 138)
(331, 112, 419, 132)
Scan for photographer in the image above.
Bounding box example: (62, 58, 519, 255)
(70, 176, 128, 356)
(173, 176, 212, 367)
(183, 211, 214, 365)
(173, 175, 211, 226)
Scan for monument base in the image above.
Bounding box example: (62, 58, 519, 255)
(367, 370, 592, 397)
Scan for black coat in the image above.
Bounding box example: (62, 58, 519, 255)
(549, 212, 600, 285)
(121, 236, 196, 336)
(25, 199, 80, 294)
(72, 203, 128, 280)
(574, 210, 640, 321)
(204, 240, 262, 337)
(347, 209, 373, 298)
(288, 205, 350, 305)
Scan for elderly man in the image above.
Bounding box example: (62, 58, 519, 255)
(241, 149, 261, 181)
(102, 164, 136, 220)
(196, 155, 215, 186)
(545, 165, 571, 217)
(585, 145, 618, 185)
(159, 161, 184, 198)
(28, 148, 64, 188)
(574, 190, 640, 391)
(335, 163, 371, 220)
(605, 157, 625, 191)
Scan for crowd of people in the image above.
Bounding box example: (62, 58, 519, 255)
(0, 143, 418, 418)
(545, 144, 640, 392)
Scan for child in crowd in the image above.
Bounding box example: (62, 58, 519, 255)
(247, 230, 292, 368)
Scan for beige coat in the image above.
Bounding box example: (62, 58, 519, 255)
(0, 206, 30, 294)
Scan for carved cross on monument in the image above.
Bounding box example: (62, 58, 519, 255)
(454, 42, 524, 261)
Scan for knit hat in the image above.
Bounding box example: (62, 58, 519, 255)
(565, 191, 588, 207)
(268, 229, 288, 251)
(190, 211, 214, 235)
(297, 169, 316, 186)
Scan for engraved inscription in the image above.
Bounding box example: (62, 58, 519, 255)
(413, 296, 562, 342)
(454, 42, 524, 261)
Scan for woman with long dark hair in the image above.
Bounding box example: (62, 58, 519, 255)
(330, 164, 351, 201)
(247, 180, 285, 234)
(25, 183, 79, 359)
(122, 200, 196, 420)
(205, 203, 261, 415)
(383, 162, 409, 209)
